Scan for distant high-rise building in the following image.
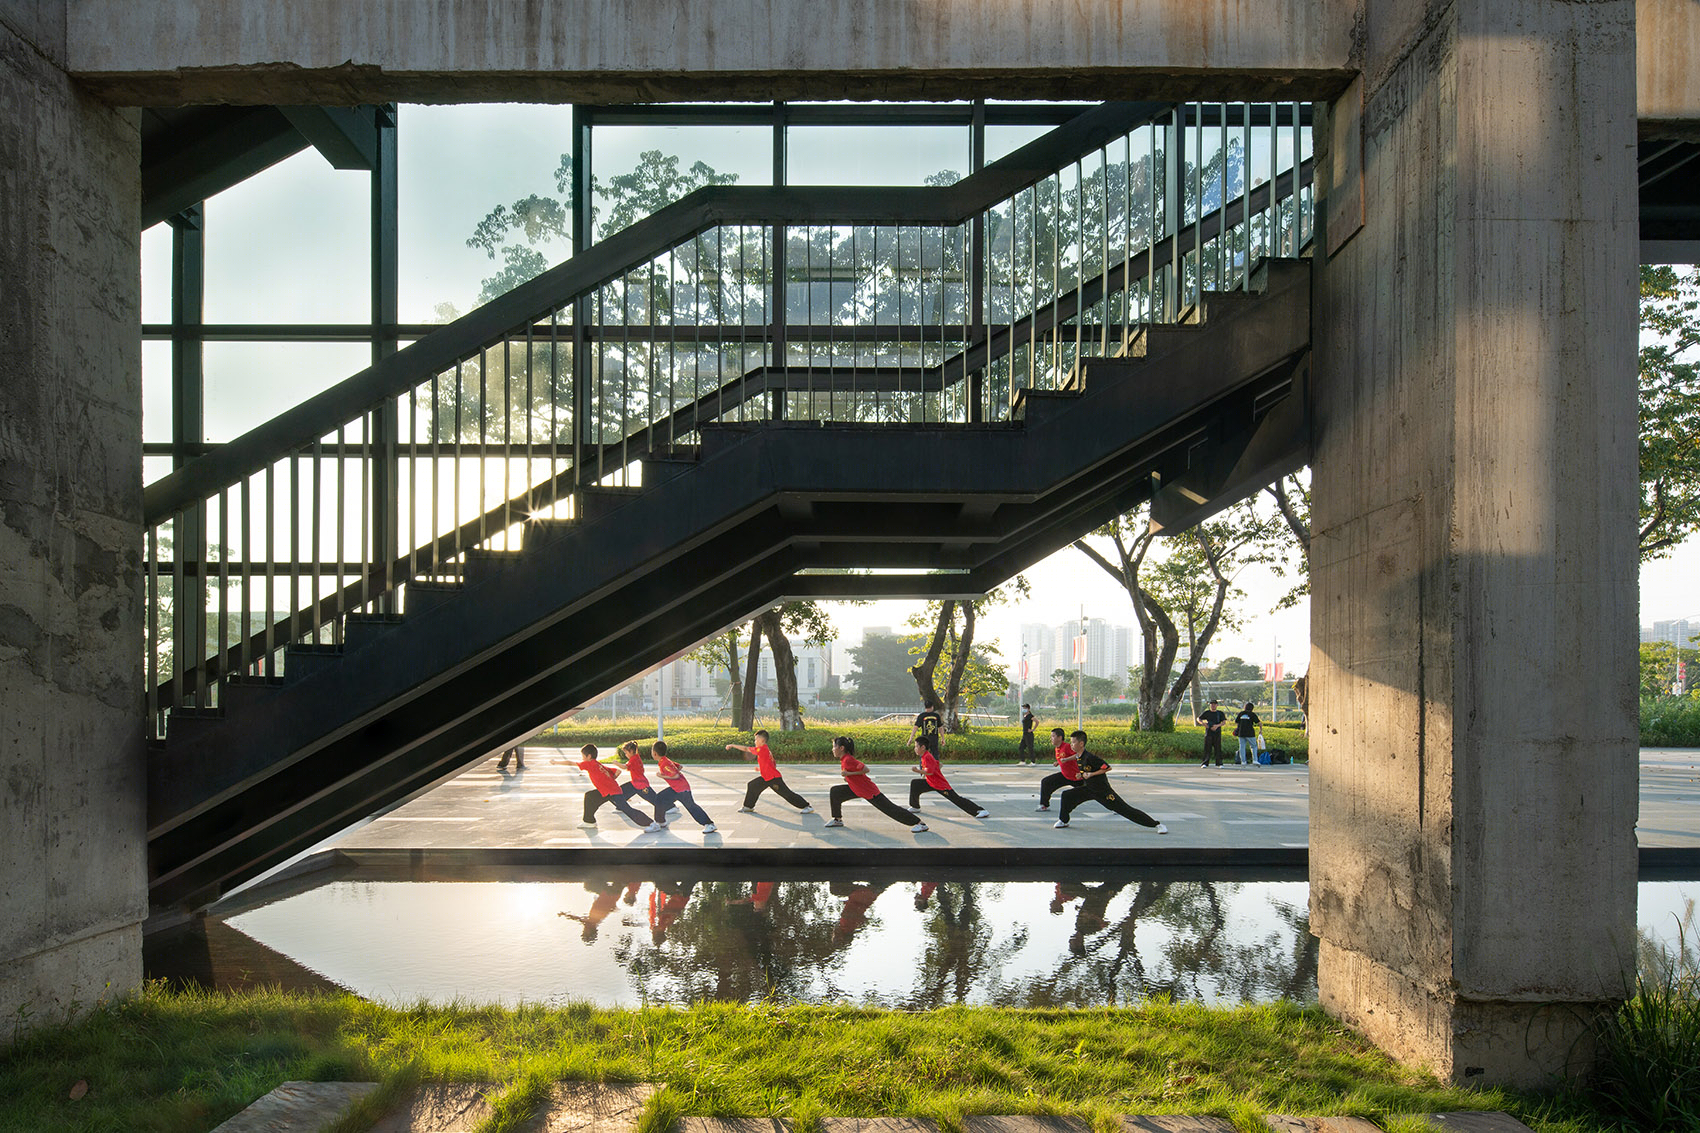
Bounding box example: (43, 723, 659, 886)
(1644, 618, 1698, 648)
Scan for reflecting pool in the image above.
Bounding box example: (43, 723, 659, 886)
(145, 872, 1698, 1011)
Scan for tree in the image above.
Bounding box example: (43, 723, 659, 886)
(754, 601, 835, 731)
(1074, 499, 1281, 729)
(1640, 640, 1699, 698)
(1080, 675, 1119, 705)
(1207, 656, 1262, 683)
(1051, 667, 1080, 706)
(846, 632, 925, 707)
(908, 578, 1029, 731)
(686, 629, 746, 727)
(1639, 265, 1700, 560)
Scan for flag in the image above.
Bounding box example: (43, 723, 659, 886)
(1263, 662, 1285, 681)
(1019, 658, 1029, 681)
(1072, 635, 1087, 664)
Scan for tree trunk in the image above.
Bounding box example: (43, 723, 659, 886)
(1156, 531, 1233, 721)
(1185, 614, 1202, 719)
(942, 602, 974, 732)
(740, 619, 762, 731)
(760, 610, 805, 731)
(725, 630, 745, 730)
(912, 601, 952, 713)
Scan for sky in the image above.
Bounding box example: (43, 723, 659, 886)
(141, 102, 1699, 683)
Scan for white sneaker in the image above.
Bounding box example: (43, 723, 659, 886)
(822, 817, 844, 828)
(1035, 804, 1050, 812)
(799, 806, 815, 814)
(975, 809, 991, 819)
(701, 823, 717, 834)
(579, 819, 597, 828)
(1155, 822, 1169, 835)
(1053, 818, 1070, 829)
(738, 806, 756, 813)
(643, 822, 664, 833)
(911, 823, 929, 833)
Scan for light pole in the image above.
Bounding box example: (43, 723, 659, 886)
(1077, 606, 1087, 731)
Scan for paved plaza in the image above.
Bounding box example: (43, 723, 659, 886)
(317, 747, 1700, 868)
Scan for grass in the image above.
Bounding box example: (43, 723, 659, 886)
(0, 986, 1629, 1133)
(1641, 696, 1700, 747)
(534, 722, 1310, 765)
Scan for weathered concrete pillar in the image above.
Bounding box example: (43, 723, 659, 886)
(0, 6, 146, 1032)
(1308, 0, 1641, 1087)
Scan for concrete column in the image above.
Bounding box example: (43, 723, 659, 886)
(0, 9, 146, 1032)
(1308, 0, 1641, 1086)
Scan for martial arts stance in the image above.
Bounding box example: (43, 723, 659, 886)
(907, 737, 990, 818)
(649, 741, 717, 832)
(728, 730, 816, 814)
(1052, 730, 1168, 834)
(824, 735, 927, 832)
(1035, 726, 1081, 811)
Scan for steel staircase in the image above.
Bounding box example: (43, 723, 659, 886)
(143, 100, 1316, 908)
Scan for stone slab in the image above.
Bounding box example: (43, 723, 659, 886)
(1418, 1116, 1534, 1133)
(369, 1084, 498, 1132)
(965, 1117, 1091, 1133)
(515, 1083, 657, 1133)
(676, 1120, 792, 1133)
(821, 1120, 940, 1133)
(1264, 1120, 1386, 1133)
(210, 1082, 378, 1132)
(1122, 1118, 1239, 1132)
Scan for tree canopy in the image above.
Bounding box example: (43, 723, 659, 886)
(1639, 265, 1700, 560)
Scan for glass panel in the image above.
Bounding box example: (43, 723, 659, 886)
(202, 342, 372, 442)
(399, 104, 577, 323)
(203, 148, 370, 324)
(591, 124, 771, 241)
(787, 126, 967, 186)
(141, 222, 172, 325)
(143, 340, 172, 444)
(984, 124, 1050, 165)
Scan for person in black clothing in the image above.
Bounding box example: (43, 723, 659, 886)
(1053, 730, 1168, 833)
(1234, 702, 1263, 766)
(1195, 699, 1227, 767)
(911, 698, 944, 755)
(1017, 703, 1037, 764)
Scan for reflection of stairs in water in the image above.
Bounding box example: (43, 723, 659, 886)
(145, 260, 1310, 909)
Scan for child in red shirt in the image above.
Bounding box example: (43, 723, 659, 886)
(606, 740, 662, 807)
(648, 740, 717, 832)
(1035, 726, 1082, 811)
(572, 743, 659, 830)
(823, 736, 927, 832)
(727, 730, 815, 814)
(907, 737, 991, 818)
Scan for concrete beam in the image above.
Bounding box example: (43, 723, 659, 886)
(62, 0, 1357, 105)
(1639, 0, 1700, 130)
(1, 15, 146, 1034)
(1308, 0, 1640, 1088)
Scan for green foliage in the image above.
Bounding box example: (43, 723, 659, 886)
(1642, 697, 1700, 747)
(1590, 941, 1700, 1131)
(0, 986, 1632, 1133)
(1206, 656, 1263, 683)
(1639, 265, 1700, 560)
(847, 632, 928, 707)
(1641, 641, 1700, 698)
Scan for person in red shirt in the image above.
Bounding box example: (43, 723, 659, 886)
(1035, 726, 1081, 812)
(823, 735, 927, 832)
(572, 743, 659, 830)
(648, 740, 717, 832)
(727, 730, 815, 814)
(906, 737, 990, 818)
(606, 740, 663, 807)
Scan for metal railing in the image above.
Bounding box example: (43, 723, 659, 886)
(142, 100, 1313, 736)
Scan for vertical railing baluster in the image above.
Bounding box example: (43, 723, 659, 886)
(147, 525, 159, 733)
(479, 346, 490, 541)
(216, 487, 228, 707)
(239, 478, 250, 675)
(452, 362, 463, 563)
(408, 382, 419, 580)
(359, 415, 370, 613)
(264, 463, 276, 673)
(502, 337, 513, 541)
(335, 424, 346, 631)
(1291, 101, 1303, 254)
(288, 452, 300, 647)
(429, 370, 440, 577)
(1242, 102, 1252, 289)
(310, 440, 322, 643)
(1191, 101, 1203, 312)
(619, 275, 629, 485)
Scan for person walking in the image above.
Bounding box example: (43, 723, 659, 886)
(823, 736, 928, 832)
(496, 745, 525, 771)
(1234, 702, 1263, 766)
(728, 730, 816, 814)
(911, 697, 944, 755)
(570, 744, 660, 830)
(649, 740, 717, 832)
(1052, 730, 1168, 833)
(1196, 699, 1227, 767)
(907, 737, 991, 818)
(1016, 703, 1037, 764)
(1035, 726, 1081, 812)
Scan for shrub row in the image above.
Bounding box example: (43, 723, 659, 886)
(533, 722, 1310, 764)
(1642, 695, 1700, 747)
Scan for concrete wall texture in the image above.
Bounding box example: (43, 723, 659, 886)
(1309, 0, 1641, 1086)
(2, 0, 1694, 1084)
(0, 11, 147, 1032)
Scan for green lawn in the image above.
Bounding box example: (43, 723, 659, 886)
(0, 987, 1617, 1133)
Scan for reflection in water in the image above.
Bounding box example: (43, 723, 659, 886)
(167, 876, 1699, 1011)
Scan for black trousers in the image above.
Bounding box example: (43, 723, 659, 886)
(652, 786, 712, 826)
(1017, 731, 1036, 758)
(1037, 771, 1078, 807)
(584, 788, 651, 825)
(743, 775, 812, 810)
(1057, 779, 1159, 827)
(829, 784, 920, 826)
(1201, 730, 1223, 766)
(623, 781, 662, 806)
(908, 779, 983, 815)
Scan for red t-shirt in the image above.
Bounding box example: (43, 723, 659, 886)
(623, 750, 651, 790)
(1054, 743, 1080, 780)
(577, 756, 621, 797)
(919, 750, 951, 790)
(656, 756, 690, 792)
(840, 754, 879, 799)
(754, 743, 780, 780)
